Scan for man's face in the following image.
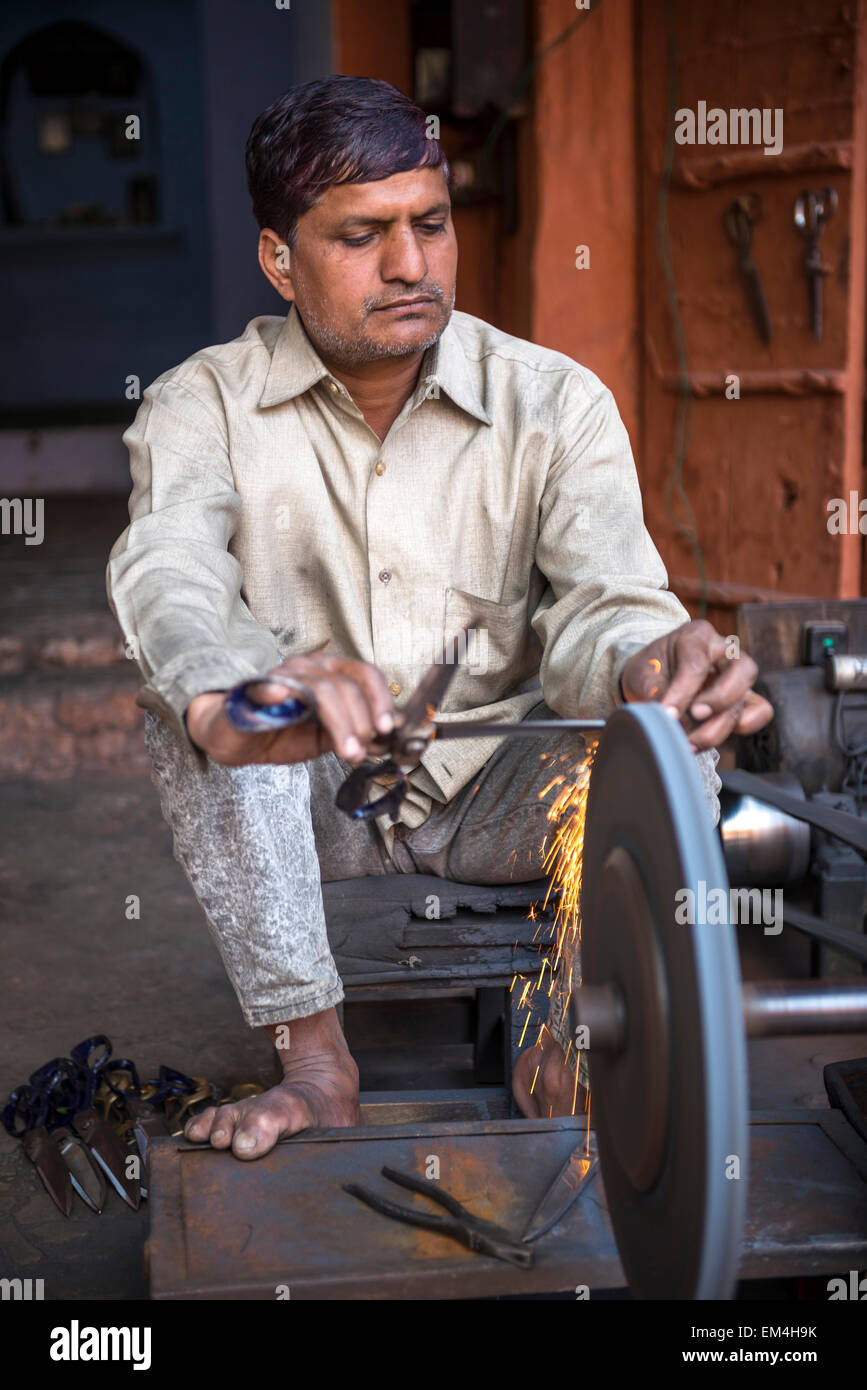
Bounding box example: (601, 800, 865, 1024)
(263, 166, 457, 368)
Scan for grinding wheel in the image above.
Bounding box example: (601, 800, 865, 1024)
(579, 703, 748, 1300)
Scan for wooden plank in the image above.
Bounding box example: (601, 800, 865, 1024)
(669, 139, 854, 189)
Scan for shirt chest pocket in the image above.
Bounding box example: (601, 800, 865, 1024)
(443, 585, 539, 705)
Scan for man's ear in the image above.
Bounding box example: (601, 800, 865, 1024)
(258, 228, 295, 301)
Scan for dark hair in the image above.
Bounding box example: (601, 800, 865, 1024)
(245, 75, 452, 246)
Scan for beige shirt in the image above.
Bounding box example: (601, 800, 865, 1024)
(106, 305, 693, 857)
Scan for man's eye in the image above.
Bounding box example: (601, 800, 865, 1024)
(343, 234, 374, 247)
(418, 223, 447, 235)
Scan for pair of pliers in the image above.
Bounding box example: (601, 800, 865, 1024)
(225, 627, 604, 823)
(343, 1166, 533, 1267)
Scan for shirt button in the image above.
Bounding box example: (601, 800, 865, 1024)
(328, 381, 339, 393)
(389, 682, 402, 697)
(378, 569, 391, 584)
(375, 461, 386, 476)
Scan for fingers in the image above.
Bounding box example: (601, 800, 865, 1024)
(659, 621, 730, 718)
(242, 654, 397, 766)
(686, 690, 774, 751)
(687, 649, 758, 723)
(686, 699, 745, 751)
(621, 621, 774, 755)
(734, 690, 775, 734)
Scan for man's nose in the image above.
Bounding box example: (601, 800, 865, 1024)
(379, 228, 428, 284)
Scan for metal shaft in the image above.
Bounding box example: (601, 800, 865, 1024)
(576, 977, 867, 1051)
(742, 979, 867, 1037)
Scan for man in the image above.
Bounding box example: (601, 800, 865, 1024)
(107, 75, 772, 1159)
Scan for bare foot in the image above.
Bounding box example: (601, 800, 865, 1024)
(185, 1007, 360, 1159)
(512, 1026, 588, 1119)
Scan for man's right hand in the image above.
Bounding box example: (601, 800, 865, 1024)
(185, 652, 398, 767)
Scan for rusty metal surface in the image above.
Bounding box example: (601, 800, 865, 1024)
(147, 1117, 622, 1300)
(741, 1112, 867, 1277)
(147, 1113, 867, 1300)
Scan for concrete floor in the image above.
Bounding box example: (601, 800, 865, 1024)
(0, 770, 278, 1301)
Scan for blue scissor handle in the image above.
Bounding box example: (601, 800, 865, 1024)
(2, 1084, 50, 1137)
(101, 1058, 142, 1098)
(27, 1057, 82, 1130)
(70, 1035, 113, 1109)
(224, 679, 312, 733)
(144, 1066, 197, 1107)
(334, 758, 410, 822)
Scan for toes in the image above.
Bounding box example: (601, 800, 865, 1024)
(231, 1093, 311, 1160)
(184, 1105, 220, 1142)
(208, 1105, 240, 1149)
(511, 1048, 543, 1119)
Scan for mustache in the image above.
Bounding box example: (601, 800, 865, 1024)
(364, 284, 447, 312)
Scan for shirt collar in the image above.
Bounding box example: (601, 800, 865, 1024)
(258, 304, 492, 426)
(257, 305, 330, 407)
(418, 314, 492, 425)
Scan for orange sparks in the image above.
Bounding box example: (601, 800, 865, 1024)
(518, 1012, 531, 1048)
(529, 1064, 541, 1095)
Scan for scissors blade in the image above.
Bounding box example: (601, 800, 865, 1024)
(521, 1148, 599, 1244)
(134, 1112, 171, 1164)
(398, 626, 476, 737)
(741, 261, 773, 344)
(54, 1128, 106, 1213)
(73, 1109, 141, 1210)
(21, 1126, 73, 1217)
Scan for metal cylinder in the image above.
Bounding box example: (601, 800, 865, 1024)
(826, 654, 867, 692)
(742, 979, 867, 1036)
(719, 772, 811, 887)
(571, 982, 627, 1051)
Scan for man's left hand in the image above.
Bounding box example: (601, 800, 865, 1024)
(619, 619, 773, 752)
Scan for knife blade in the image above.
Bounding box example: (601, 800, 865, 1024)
(521, 1145, 599, 1244)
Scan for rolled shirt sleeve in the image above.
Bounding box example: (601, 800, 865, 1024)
(106, 379, 283, 770)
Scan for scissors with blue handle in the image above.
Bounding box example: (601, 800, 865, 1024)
(4, 1054, 108, 1214)
(224, 627, 605, 823)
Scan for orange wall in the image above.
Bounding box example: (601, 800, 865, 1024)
(331, 0, 412, 92)
(529, 1, 640, 443)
